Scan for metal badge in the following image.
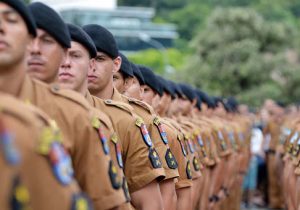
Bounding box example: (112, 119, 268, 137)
(49, 142, 74, 186)
(149, 148, 162, 168)
(165, 148, 178, 169)
(71, 193, 93, 210)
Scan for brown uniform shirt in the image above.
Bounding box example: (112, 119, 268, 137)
(117, 94, 179, 181)
(0, 94, 91, 210)
(86, 91, 165, 193)
(16, 76, 124, 209)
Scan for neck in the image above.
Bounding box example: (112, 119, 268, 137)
(0, 60, 26, 97)
(77, 80, 88, 96)
(91, 80, 114, 100)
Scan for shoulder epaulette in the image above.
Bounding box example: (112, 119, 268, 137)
(49, 84, 90, 111)
(104, 99, 134, 115)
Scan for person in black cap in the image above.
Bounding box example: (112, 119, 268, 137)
(27, 2, 71, 83)
(113, 52, 134, 94)
(138, 65, 162, 109)
(177, 83, 197, 116)
(123, 62, 145, 100)
(82, 24, 122, 99)
(83, 24, 166, 210)
(58, 23, 96, 94)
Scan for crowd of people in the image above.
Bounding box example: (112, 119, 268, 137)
(3, 1, 289, 210)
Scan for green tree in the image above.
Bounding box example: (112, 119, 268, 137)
(182, 7, 298, 106)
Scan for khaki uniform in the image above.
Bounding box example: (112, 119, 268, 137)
(264, 121, 284, 208)
(115, 91, 179, 181)
(86, 91, 165, 193)
(0, 94, 90, 210)
(17, 76, 125, 209)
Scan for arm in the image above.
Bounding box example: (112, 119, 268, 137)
(131, 180, 164, 210)
(176, 187, 192, 210)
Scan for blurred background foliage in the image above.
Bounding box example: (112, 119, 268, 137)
(120, 0, 300, 106)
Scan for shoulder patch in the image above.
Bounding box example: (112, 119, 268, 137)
(49, 84, 90, 111)
(104, 99, 134, 115)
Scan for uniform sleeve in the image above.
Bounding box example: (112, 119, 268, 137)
(72, 112, 126, 210)
(119, 118, 165, 193)
(164, 125, 192, 189)
(148, 122, 179, 181)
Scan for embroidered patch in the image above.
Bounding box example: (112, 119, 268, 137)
(149, 148, 162, 168)
(178, 134, 187, 156)
(122, 177, 131, 202)
(193, 156, 200, 171)
(0, 130, 20, 165)
(97, 127, 110, 155)
(71, 193, 93, 210)
(186, 161, 192, 179)
(11, 176, 31, 210)
(49, 142, 74, 186)
(218, 131, 227, 151)
(165, 148, 178, 169)
(108, 160, 122, 189)
(111, 134, 123, 168)
(140, 124, 153, 147)
(187, 139, 195, 154)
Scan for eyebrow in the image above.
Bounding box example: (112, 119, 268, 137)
(0, 8, 18, 16)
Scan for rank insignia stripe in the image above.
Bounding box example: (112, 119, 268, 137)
(179, 140, 187, 157)
(187, 139, 195, 154)
(149, 148, 162, 169)
(122, 177, 131, 202)
(165, 149, 178, 169)
(71, 193, 93, 210)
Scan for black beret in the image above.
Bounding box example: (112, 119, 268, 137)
(197, 90, 214, 108)
(29, 2, 71, 48)
(156, 75, 173, 96)
(82, 24, 118, 59)
(166, 80, 176, 100)
(138, 65, 163, 96)
(195, 90, 202, 110)
(119, 53, 133, 77)
(67, 24, 96, 58)
(2, 0, 36, 36)
(178, 83, 197, 102)
(168, 81, 184, 98)
(131, 63, 145, 85)
(227, 96, 239, 112)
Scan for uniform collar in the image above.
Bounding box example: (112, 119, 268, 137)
(111, 87, 124, 102)
(18, 75, 36, 104)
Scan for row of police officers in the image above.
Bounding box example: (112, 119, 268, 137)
(0, 0, 252, 210)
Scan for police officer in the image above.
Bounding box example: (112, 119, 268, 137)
(0, 1, 123, 209)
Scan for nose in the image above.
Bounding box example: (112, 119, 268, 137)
(30, 39, 41, 55)
(61, 54, 71, 69)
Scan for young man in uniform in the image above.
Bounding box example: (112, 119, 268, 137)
(0, 1, 123, 209)
(60, 23, 165, 210)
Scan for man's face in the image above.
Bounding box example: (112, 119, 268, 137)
(178, 97, 192, 115)
(0, 3, 31, 71)
(88, 52, 121, 93)
(113, 71, 133, 94)
(141, 84, 156, 105)
(27, 29, 66, 83)
(158, 92, 172, 114)
(124, 76, 143, 100)
(58, 41, 91, 92)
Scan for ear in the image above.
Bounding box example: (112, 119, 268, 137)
(124, 77, 133, 92)
(112, 56, 122, 74)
